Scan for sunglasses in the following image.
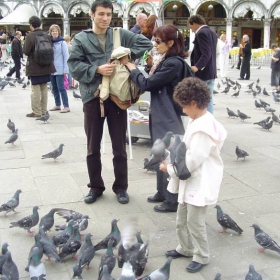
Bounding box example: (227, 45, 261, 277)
(154, 39, 164, 45)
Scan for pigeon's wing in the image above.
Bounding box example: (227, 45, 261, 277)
(42, 148, 59, 159)
(218, 213, 243, 234)
(11, 215, 33, 229)
(56, 209, 83, 221)
(255, 232, 275, 248)
(1, 197, 18, 211)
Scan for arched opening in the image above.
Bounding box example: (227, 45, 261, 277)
(69, 3, 91, 35)
(271, 4, 280, 46)
(41, 4, 64, 34)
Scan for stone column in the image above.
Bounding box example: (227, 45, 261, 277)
(263, 19, 271, 48)
(226, 18, 233, 43)
(63, 18, 70, 36)
(123, 17, 129, 30)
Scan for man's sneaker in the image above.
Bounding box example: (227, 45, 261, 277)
(84, 189, 102, 204)
(116, 191, 129, 204)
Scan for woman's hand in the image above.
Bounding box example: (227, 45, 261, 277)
(146, 54, 153, 67)
(125, 62, 136, 71)
(159, 160, 168, 173)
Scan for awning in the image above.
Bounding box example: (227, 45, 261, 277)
(0, 4, 36, 26)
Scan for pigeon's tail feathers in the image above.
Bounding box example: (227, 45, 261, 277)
(234, 224, 243, 235)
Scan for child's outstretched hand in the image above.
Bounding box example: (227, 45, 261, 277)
(159, 160, 168, 173)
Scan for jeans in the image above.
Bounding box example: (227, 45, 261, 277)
(50, 75, 69, 108)
(68, 72, 72, 88)
(205, 79, 214, 114)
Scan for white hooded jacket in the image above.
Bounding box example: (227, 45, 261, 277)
(167, 112, 227, 206)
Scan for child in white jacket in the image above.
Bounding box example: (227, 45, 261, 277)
(160, 77, 227, 273)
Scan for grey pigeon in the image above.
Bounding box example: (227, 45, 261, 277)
(221, 86, 229, 94)
(235, 146, 249, 161)
(245, 264, 262, 280)
(140, 257, 172, 280)
(25, 234, 43, 272)
(10, 206, 39, 236)
(169, 134, 181, 164)
(173, 142, 191, 180)
(28, 247, 46, 280)
(260, 120, 273, 131)
(36, 111, 49, 123)
(100, 264, 115, 280)
(231, 90, 239, 97)
(247, 82, 254, 88)
(74, 83, 79, 89)
(41, 144, 64, 161)
(0, 79, 9, 90)
(256, 78, 260, 83)
(272, 112, 280, 124)
(39, 208, 59, 232)
(16, 77, 24, 84)
(56, 215, 89, 233)
(214, 205, 243, 235)
(143, 158, 157, 173)
(94, 219, 121, 251)
(264, 106, 276, 113)
(22, 83, 27, 89)
(52, 219, 75, 248)
(55, 209, 84, 222)
(0, 189, 22, 216)
(4, 129, 18, 145)
(237, 110, 251, 121)
(226, 108, 238, 118)
(2, 251, 19, 280)
(263, 88, 269, 96)
(73, 91, 82, 99)
(8, 81, 16, 87)
(273, 94, 280, 103)
(119, 261, 136, 280)
(78, 233, 95, 269)
(254, 117, 271, 127)
(259, 99, 269, 107)
(144, 131, 173, 169)
(217, 82, 220, 89)
(7, 119, 15, 133)
(72, 259, 85, 279)
(0, 243, 9, 274)
(251, 224, 280, 254)
(214, 273, 222, 280)
(98, 239, 116, 280)
(129, 242, 149, 277)
(254, 100, 263, 109)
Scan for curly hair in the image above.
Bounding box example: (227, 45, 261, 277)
(173, 77, 210, 109)
(29, 16, 41, 29)
(141, 15, 158, 40)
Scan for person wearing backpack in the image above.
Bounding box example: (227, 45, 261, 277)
(49, 24, 70, 113)
(68, 0, 153, 205)
(23, 16, 56, 118)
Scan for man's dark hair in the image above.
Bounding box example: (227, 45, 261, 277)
(91, 0, 113, 13)
(29, 16, 41, 28)
(271, 43, 278, 49)
(188, 15, 206, 26)
(173, 77, 210, 109)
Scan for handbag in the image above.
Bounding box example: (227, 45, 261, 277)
(63, 76, 69, 90)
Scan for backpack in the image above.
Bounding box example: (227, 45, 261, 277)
(33, 33, 54, 65)
(99, 28, 144, 116)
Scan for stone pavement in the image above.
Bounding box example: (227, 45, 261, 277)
(0, 60, 280, 280)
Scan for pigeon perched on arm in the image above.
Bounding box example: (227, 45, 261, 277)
(245, 264, 262, 280)
(77, 233, 95, 270)
(143, 158, 157, 173)
(226, 108, 238, 118)
(168, 134, 181, 164)
(41, 144, 64, 161)
(235, 146, 249, 161)
(4, 129, 18, 145)
(237, 110, 251, 121)
(36, 111, 49, 123)
(251, 224, 280, 255)
(28, 247, 46, 280)
(7, 119, 15, 133)
(9, 206, 39, 236)
(214, 205, 243, 235)
(2, 251, 19, 280)
(0, 189, 22, 216)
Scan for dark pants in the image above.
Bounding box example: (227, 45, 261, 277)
(83, 98, 128, 195)
(7, 55, 21, 79)
(240, 57, 251, 79)
(236, 54, 242, 69)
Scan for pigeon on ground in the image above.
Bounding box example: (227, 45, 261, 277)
(273, 94, 280, 103)
(28, 247, 46, 280)
(72, 259, 86, 279)
(41, 144, 64, 161)
(231, 90, 239, 97)
(260, 120, 273, 131)
(257, 65, 261, 69)
(254, 116, 271, 127)
(221, 86, 230, 94)
(0, 189, 22, 216)
(9, 206, 39, 236)
(245, 264, 262, 280)
(7, 119, 15, 132)
(143, 158, 157, 173)
(231, 64, 234, 69)
(140, 257, 172, 280)
(251, 224, 280, 255)
(254, 100, 263, 109)
(129, 242, 149, 277)
(264, 107, 276, 113)
(4, 129, 18, 145)
(169, 134, 181, 164)
(272, 112, 280, 124)
(78, 233, 95, 270)
(73, 91, 82, 99)
(256, 78, 260, 83)
(36, 111, 49, 123)
(144, 131, 173, 169)
(74, 83, 79, 89)
(98, 239, 116, 280)
(214, 205, 243, 235)
(55, 209, 83, 222)
(213, 90, 219, 94)
(2, 251, 19, 280)
(259, 99, 269, 107)
(214, 273, 222, 280)
(100, 264, 115, 280)
(252, 90, 258, 98)
(237, 110, 251, 121)
(8, 81, 16, 87)
(0, 243, 9, 274)
(52, 219, 75, 249)
(232, 84, 237, 91)
(27, 80, 30, 86)
(221, 79, 226, 85)
(226, 108, 238, 118)
(94, 219, 121, 251)
(236, 81, 241, 89)
(235, 146, 249, 161)
(263, 88, 269, 96)
(39, 208, 59, 232)
(25, 234, 44, 272)
(0, 79, 9, 90)
(247, 82, 254, 89)
(22, 83, 27, 89)
(119, 261, 136, 280)
(217, 82, 220, 89)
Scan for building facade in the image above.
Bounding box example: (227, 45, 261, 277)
(0, 0, 280, 49)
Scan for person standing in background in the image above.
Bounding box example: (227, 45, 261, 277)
(219, 34, 230, 78)
(236, 40, 244, 70)
(64, 35, 73, 89)
(0, 34, 8, 62)
(130, 13, 147, 33)
(239, 34, 251, 80)
(270, 43, 280, 91)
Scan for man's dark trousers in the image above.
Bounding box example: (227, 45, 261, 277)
(240, 57, 251, 80)
(7, 55, 21, 79)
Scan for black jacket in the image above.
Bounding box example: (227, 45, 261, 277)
(242, 41, 251, 58)
(11, 37, 23, 58)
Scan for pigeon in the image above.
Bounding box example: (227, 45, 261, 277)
(237, 110, 251, 121)
(25, 234, 44, 272)
(259, 99, 269, 107)
(232, 84, 237, 91)
(52, 219, 75, 249)
(16, 77, 24, 84)
(257, 65, 261, 69)
(36, 111, 49, 123)
(231, 64, 234, 69)
(256, 78, 260, 83)
(8, 82, 16, 87)
(254, 100, 263, 109)
(214, 273, 222, 280)
(272, 112, 280, 124)
(22, 83, 27, 89)
(245, 264, 262, 280)
(143, 158, 157, 173)
(27, 80, 30, 86)
(28, 247, 46, 280)
(254, 116, 271, 127)
(226, 108, 238, 118)
(214, 205, 243, 235)
(213, 90, 219, 94)
(94, 219, 121, 251)
(74, 83, 79, 89)
(264, 107, 276, 113)
(263, 88, 269, 96)
(4, 129, 18, 145)
(251, 224, 280, 255)
(41, 144, 64, 161)
(7, 119, 15, 133)
(55, 209, 83, 222)
(247, 82, 254, 89)
(0, 79, 9, 90)
(144, 131, 173, 169)
(119, 261, 136, 280)
(73, 91, 82, 99)
(77, 233, 95, 270)
(252, 90, 258, 98)
(98, 239, 116, 280)
(260, 120, 273, 131)
(140, 257, 172, 280)
(72, 259, 85, 279)
(273, 94, 280, 103)
(9, 206, 39, 236)
(129, 242, 149, 277)
(221, 86, 230, 94)
(169, 134, 181, 164)
(100, 264, 115, 280)
(0, 189, 22, 216)
(0, 243, 9, 275)
(221, 79, 226, 85)
(235, 146, 249, 161)
(2, 251, 19, 280)
(217, 82, 220, 89)
(236, 81, 241, 89)
(39, 208, 59, 232)
(231, 90, 239, 97)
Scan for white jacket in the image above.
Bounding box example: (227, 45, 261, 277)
(167, 112, 227, 206)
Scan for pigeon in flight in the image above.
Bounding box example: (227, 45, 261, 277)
(245, 264, 262, 280)
(7, 119, 15, 133)
(237, 110, 251, 121)
(0, 189, 22, 216)
(4, 129, 18, 145)
(235, 146, 249, 161)
(42, 144, 64, 161)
